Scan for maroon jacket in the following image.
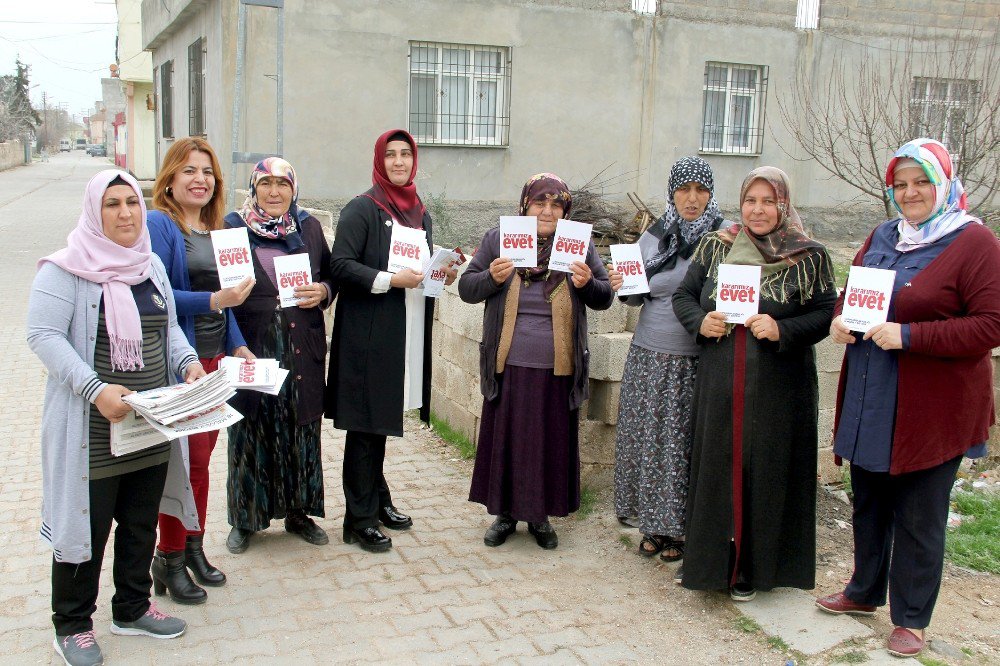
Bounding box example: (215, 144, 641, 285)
(834, 222, 1000, 474)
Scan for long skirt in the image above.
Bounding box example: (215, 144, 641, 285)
(469, 365, 579, 523)
(614, 345, 698, 537)
(227, 309, 324, 532)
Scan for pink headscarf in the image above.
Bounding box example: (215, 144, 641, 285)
(40, 169, 153, 371)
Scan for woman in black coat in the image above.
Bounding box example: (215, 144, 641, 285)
(325, 129, 456, 553)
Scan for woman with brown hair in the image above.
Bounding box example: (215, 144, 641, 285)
(147, 137, 255, 604)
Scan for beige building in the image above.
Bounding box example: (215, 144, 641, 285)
(116, 0, 157, 179)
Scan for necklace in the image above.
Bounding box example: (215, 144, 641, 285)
(191, 227, 210, 236)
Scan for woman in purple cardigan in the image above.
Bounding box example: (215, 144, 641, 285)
(819, 138, 1000, 659)
(459, 173, 618, 549)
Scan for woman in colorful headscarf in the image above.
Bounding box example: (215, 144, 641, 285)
(459, 173, 616, 549)
(816, 139, 1000, 659)
(614, 157, 726, 565)
(223, 157, 335, 554)
(672, 166, 836, 600)
(28, 170, 200, 665)
(326, 129, 456, 553)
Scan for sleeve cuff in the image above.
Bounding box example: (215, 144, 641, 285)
(900, 324, 911, 350)
(371, 271, 393, 294)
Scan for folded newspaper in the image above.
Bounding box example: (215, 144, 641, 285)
(218, 357, 289, 396)
(110, 370, 242, 457)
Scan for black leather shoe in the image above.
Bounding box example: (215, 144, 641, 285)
(151, 549, 207, 605)
(484, 514, 517, 547)
(379, 505, 413, 530)
(226, 527, 253, 554)
(284, 511, 329, 545)
(528, 521, 558, 549)
(343, 525, 392, 552)
(185, 535, 226, 586)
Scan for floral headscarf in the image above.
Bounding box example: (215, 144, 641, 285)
(237, 157, 303, 250)
(517, 172, 573, 298)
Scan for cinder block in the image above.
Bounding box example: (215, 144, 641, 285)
(816, 445, 842, 485)
(587, 333, 633, 381)
(578, 418, 616, 467)
(586, 380, 621, 426)
(587, 301, 627, 335)
(430, 357, 449, 392)
(624, 303, 642, 333)
(448, 297, 484, 343)
(817, 408, 836, 447)
(815, 339, 846, 373)
(817, 371, 841, 410)
(429, 392, 478, 445)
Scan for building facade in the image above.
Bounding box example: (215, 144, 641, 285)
(116, 0, 158, 179)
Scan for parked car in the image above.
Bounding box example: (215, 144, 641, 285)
(87, 144, 107, 157)
(58, 139, 71, 152)
(75, 138, 87, 150)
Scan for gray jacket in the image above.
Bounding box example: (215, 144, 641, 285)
(27, 257, 200, 564)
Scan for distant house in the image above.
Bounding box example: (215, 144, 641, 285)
(115, 0, 157, 179)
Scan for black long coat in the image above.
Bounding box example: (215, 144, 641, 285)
(324, 196, 434, 437)
(671, 234, 835, 592)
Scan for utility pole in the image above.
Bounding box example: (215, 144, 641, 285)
(40, 91, 47, 149)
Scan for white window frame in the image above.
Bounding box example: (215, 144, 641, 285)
(909, 77, 976, 159)
(407, 42, 511, 147)
(795, 0, 820, 30)
(700, 62, 768, 156)
(632, 0, 657, 14)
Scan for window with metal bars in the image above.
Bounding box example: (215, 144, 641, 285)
(408, 41, 511, 147)
(160, 60, 173, 139)
(700, 62, 768, 155)
(188, 37, 205, 136)
(909, 77, 976, 157)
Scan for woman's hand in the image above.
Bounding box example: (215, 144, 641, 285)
(214, 277, 255, 310)
(745, 313, 780, 342)
(293, 283, 327, 308)
(95, 384, 134, 423)
(607, 266, 624, 293)
(699, 311, 727, 339)
(489, 258, 515, 286)
(184, 361, 207, 383)
(232, 346, 256, 362)
(829, 316, 856, 345)
(863, 322, 903, 350)
(390, 268, 425, 289)
(569, 261, 592, 289)
(443, 261, 459, 287)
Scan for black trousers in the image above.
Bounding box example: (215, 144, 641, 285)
(51, 462, 168, 636)
(845, 455, 962, 629)
(342, 431, 393, 529)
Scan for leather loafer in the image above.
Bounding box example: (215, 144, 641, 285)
(284, 512, 329, 545)
(887, 627, 925, 658)
(226, 527, 253, 554)
(527, 520, 558, 549)
(379, 505, 413, 530)
(484, 514, 516, 547)
(816, 591, 877, 616)
(343, 525, 392, 552)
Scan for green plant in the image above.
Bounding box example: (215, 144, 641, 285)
(618, 534, 633, 548)
(734, 616, 760, 633)
(832, 651, 867, 664)
(576, 486, 597, 520)
(842, 466, 854, 500)
(833, 260, 852, 289)
(766, 636, 789, 652)
(429, 412, 476, 459)
(424, 191, 456, 245)
(945, 490, 1000, 574)
(916, 655, 947, 666)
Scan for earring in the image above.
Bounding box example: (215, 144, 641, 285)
(166, 186, 173, 196)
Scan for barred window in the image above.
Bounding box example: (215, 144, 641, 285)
(160, 61, 173, 139)
(795, 0, 820, 30)
(909, 77, 976, 156)
(631, 0, 656, 13)
(700, 62, 768, 155)
(408, 41, 511, 147)
(188, 37, 205, 136)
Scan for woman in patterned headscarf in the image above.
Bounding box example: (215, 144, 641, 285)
(459, 173, 617, 550)
(222, 157, 335, 554)
(672, 166, 836, 601)
(614, 157, 726, 566)
(817, 139, 1000, 659)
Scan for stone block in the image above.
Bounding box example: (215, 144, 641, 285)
(587, 301, 627, 335)
(817, 408, 836, 447)
(447, 296, 484, 343)
(587, 333, 633, 381)
(578, 418, 616, 467)
(816, 445, 842, 485)
(586, 380, 621, 426)
(815, 338, 845, 373)
(430, 392, 478, 445)
(624, 303, 642, 333)
(817, 371, 840, 410)
(430, 358, 449, 392)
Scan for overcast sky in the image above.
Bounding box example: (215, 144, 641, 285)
(0, 1, 119, 120)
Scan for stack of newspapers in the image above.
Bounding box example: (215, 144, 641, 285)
(110, 370, 243, 457)
(218, 357, 288, 395)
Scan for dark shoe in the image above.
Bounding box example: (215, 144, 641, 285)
(379, 505, 413, 530)
(284, 511, 329, 545)
(528, 521, 558, 549)
(343, 525, 392, 552)
(729, 583, 756, 602)
(185, 535, 226, 587)
(151, 550, 207, 605)
(816, 591, 877, 616)
(226, 527, 253, 554)
(887, 627, 925, 658)
(53, 631, 103, 666)
(483, 514, 517, 547)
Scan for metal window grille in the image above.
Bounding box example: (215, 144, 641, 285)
(160, 61, 173, 138)
(188, 37, 206, 136)
(408, 41, 511, 147)
(700, 62, 768, 155)
(631, 0, 657, 14)
(795, 0, 820, 30)
(909, 77, 977, 159)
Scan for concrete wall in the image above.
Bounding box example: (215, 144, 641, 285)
(0, 141, 26, 171)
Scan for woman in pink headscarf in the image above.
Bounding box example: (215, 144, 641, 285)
(28, 169, 203, 665)
(818, 138, 1000, 658)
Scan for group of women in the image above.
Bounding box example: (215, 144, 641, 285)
(27, 130, 999, 666)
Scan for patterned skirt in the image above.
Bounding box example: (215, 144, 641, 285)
(614, 345, 698, 537)
(227, 308, 324, 532)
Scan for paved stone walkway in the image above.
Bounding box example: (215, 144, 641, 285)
(0, 153, 900, 665)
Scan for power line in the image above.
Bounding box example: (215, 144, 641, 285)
(0, 20, 115, 25)
(2, 29, 108, 42)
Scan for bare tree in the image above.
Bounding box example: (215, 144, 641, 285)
(0, 59, 40, 142)
(777, 30, 1000, 218)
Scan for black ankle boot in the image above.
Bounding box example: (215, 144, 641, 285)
(185, 535, 227, 587)
(152, 549, 207, 605)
